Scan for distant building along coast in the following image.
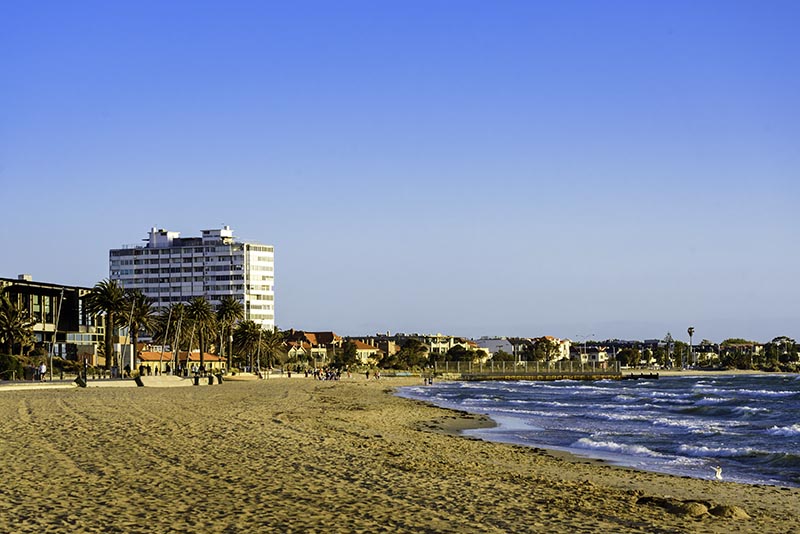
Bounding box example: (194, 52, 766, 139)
(0, 274, 103, 365)
(109, 226, 275, 329)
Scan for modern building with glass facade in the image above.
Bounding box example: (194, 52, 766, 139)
(0, 274, 103, 363)
(109, 226, 275, 329)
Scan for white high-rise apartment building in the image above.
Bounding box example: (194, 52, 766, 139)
(110, 226, 274, 329)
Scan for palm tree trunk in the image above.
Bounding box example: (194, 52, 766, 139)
(105, 313, 114, 370)
(199, 331, 205, 372)
(228, 327, 233, 372)
(132, 328, 138, 375)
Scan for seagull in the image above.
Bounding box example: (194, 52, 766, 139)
(711, 465, 723, 480)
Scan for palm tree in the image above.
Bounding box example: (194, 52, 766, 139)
(260, 327, 284, 369)
(186, 297, 216, 371)
(124, 289, 156, 370)
(152, 303, 190, 349)
(85, 279, 126, 369)
(216, 295, 244, 372)
(0, 290, 35, 356)
(233, 320, 263, 371)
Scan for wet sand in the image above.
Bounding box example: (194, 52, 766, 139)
(1, 377, 797, 533)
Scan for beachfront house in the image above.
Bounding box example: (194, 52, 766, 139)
(283, 330, 343, 366)
(572, 346, 609, 368)
(475, 337, 514, 359)
(351, 340, 383, 365)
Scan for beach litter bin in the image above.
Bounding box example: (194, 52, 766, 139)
(74, 376, 87, 388)
(193, 375, 200, 386)
(208, 375, 214, 385)
(216, 374, 223, 384)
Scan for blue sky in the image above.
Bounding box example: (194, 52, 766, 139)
(1, 1, 798, 343)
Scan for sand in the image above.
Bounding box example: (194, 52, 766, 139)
(1, 377, 797, 533)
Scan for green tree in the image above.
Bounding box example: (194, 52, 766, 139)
(333, 340, 358, 370)
(769, 336, 798, 365)
(233, 320, 263, 371)
(152, 303, 180, 347)
(618, 347, 641, 368)
(720, 338, 757, 346)
(519, 341, 537, 362)
(85, 279, 126, 369)
(652, 345, 668, 368)
(0, 352, 24, 380)
(533, 338, 560, 362)
(719, 340, 757, 369)
(186, 297, 216, 371)
(384, 338, 428, 369)
(0, 290, 35, 357)
(124, 289, 156, 367)
(446, 345, 476, 362)
(260, 327, 284, 369)
(216, 296, 244, 372)
(673, 341, 688, 368)
(492, 350, 515, 362)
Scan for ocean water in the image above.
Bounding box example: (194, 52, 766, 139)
(398, 374, 800, 487)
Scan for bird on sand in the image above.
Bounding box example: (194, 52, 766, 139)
(711, 465, 723, 480)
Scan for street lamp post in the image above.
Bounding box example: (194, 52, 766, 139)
(687, 327, 695, 368)
(575, 334, 594, 365)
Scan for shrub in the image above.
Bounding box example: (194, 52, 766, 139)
(0, 353, 25, 380)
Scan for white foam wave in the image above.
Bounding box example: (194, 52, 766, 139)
(767, 424, 800, 437)
(732, 406, 769, 415)
(484, 415, 544, 432)
(594, 412, 650, 422)
(647, 391, 689, 398)
(573, 438, 664, 457)
(651, 417, 738, 434)
(735, 388, 797, 397)
(678, 444, 757, 458)
(696, 396, 727, 405)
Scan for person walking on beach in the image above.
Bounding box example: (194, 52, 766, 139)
(39, 362, 47, 381)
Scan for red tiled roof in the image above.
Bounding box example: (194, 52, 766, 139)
(286, 330, 342, 346)
(352, 340, 378, 351)
(139, 351, 223, 362)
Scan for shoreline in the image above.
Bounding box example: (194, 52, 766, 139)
(2, 377, 797, 533)
(654, 369, 793, 377)
(403, 372, 800, 489)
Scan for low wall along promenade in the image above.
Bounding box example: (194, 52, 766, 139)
(434, 360, 623, 381)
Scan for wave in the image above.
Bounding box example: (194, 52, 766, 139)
(648, 390, 691, 398)
(732, 405, 770, 415)
(650, 398, 695, 405)
(593, 412, 651, 423)
(677, 445, 800, 471)
(573, 437, 664, 457)
(678, 444, 759, 458)
(767, 424, 800, 437)
(735, 388, 798, 398)
(651, 417, 741, 434)
(492, 407, 559, 418)
(695, 396, 727, 405)
(675, 404, 766, 419)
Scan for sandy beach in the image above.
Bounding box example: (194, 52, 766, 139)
(1, 377, 797, 533)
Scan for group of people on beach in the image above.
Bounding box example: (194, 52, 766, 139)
(301, 367, 381, 381)
(28, 362, 47, 381)
(306, 367, 345, 381)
